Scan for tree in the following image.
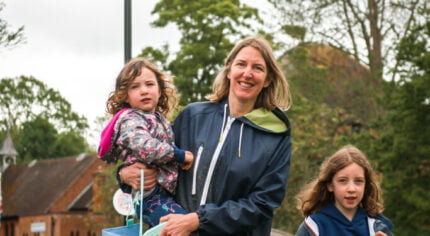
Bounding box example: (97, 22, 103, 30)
(139, 0, 261, 105)
(267, 0, 426, 83)
(273, 43, 370, 231)
(0, 76, 90, 161)
(0, 76, 88, 133)
(14, 116, 57, 161)
(0, 1, 24, 50)
(373, 20, 430, 234)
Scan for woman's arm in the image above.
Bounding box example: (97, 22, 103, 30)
(117, 162, 157, 191)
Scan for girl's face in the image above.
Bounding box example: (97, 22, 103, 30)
(328, 163, 366, 220)
(227, 46, 270, 108)
(126, 67, 160, 112)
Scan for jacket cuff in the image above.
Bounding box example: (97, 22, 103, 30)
(116, 164, 132, 194)
(196, 207, 207, 230)
(173, 145, 185, 163)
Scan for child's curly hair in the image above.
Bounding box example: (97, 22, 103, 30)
(297, 145, 384, 217)
(106, 58, 178, 119)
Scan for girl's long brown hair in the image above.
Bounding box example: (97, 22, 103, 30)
(297, 145, 384, 217)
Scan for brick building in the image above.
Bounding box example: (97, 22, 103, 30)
(1, 154, 108, 236)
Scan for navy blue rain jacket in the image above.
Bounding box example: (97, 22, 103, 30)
(173, 99, 292, 236)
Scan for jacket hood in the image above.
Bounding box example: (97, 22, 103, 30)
(218, 99, 289, 134)
(244, 107, 288, 133)
(319, 203, 368, 227)
(98, 108, 131, 160)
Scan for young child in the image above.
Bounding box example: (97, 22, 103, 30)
(98, 58, 194, 227)
(295, 145, 394, 236)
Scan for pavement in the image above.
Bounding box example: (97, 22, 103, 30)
(271, 229, 294, 236)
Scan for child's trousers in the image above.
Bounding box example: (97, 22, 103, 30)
(135, 185, 186, 227)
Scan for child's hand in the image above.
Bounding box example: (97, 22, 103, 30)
(181, 151, 194, 170)
(375, 231, 387, 236)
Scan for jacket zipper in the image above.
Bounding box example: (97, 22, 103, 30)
(200, 116, 235, 205)
(192, 145, 204, 195)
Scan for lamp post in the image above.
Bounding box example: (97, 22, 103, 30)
(124, 0, 132, 63)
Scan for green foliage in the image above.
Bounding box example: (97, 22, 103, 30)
(267, 0, 428, 82)
(273, 45, 366, 231)
(0, 1, 24, 50)
(281, 25, 306, 41)
(13, 116, 89, 161)
(0, 76, 90, 161)
(138, 44, 170, 71)
(373, 21, 430, 234)
(54, 131, 89, 158)
(0, 76, 88, 132)
(14, 116, 58, 161)
(141, 0, 261, 105)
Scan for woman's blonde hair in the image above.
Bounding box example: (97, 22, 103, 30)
(297, 145, 384, 217)
(206, 36, 291, 111)
(106, 58, 178, 119)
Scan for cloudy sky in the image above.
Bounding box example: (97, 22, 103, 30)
(0, 0, 181, 147)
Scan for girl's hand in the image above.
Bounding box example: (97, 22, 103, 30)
(375, 231, 388, 236)
(159, 213, 199, 236)
(181, 151, 194, 170)
(119, 162, 157, 190)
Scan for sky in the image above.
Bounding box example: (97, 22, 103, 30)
(0, 0, 181, 148)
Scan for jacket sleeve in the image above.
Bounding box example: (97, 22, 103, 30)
(196, 135, 292, 234)
(295, 221, 316, 236)
(117, 112, 178, 165)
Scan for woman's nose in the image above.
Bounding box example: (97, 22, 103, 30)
(243, 67, 252, 78)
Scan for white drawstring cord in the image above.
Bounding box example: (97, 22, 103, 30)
(238, 123, 244, 158)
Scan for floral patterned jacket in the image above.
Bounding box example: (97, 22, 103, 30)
(98, 108, 184, 194)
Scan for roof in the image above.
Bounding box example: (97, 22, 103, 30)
(2, 154, 104, 217)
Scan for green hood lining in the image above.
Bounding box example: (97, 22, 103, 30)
(244, 108, 287, 133)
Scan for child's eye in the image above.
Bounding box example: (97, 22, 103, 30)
(130, 84, 139, 89)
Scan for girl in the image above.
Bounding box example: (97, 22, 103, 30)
(296, 145, 394, 236)
(98, 58, 194, 227)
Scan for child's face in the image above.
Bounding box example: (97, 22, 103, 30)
(328, 163, 365, 220)
(126, 67, 160, 112)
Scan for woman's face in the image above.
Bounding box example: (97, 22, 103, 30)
(227, 46, 270, 107)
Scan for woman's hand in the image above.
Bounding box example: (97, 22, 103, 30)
(159, 213, 199, 236)
(119, 162, 157, 190)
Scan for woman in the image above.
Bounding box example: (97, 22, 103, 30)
(118, 36, 292, 235)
